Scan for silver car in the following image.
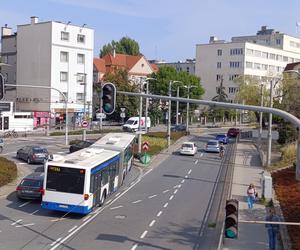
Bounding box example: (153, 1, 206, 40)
(205, 139, 220, 153)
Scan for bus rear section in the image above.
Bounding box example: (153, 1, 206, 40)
(42, 148, 121, 215)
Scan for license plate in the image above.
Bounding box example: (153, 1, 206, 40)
(23, 190, 33, 193)
(59, 204, 68, 208)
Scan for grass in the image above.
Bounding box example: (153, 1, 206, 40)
(270, 142, 296, 170)
(0, 157, 17, 187)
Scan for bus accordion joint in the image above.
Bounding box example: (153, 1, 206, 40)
(84, 194, 90, 200)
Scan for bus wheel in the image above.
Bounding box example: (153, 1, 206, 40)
(100, 191, 106, 206)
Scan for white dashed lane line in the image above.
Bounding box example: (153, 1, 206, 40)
(195, 160, 199, 164)
(188, 169, 192, 175)
(163, 189, 169, 193)
(157, 211, 163, 217)
(132, 200, 142, 204)
(185, 175, 188, 179)
(11, 219, 22, 226)
(15, 223, 34, 228)
(149, 220, 156, 227)
(181, 179, 185, 184)
(110, 205, 123, 210)
(140, 230, 148, 239)
(174, 189, 178, 194)
(131, 244, 138, 250)
(163, 202, 168, 208)
(19, 201, 31, 208)
(200, 153, 204, 157)
(83, 215, 91, 222)
(50, 238, 62, 247)
(148, 194, 157, 199)
(30, 209, 39, 215)
(68, 226, 78, 233)
(169, 195, 174, 201)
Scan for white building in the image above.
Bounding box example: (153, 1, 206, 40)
(1, 17, 94, 128)
(155, 59, 196, 75)
(196, 26, 300, 102)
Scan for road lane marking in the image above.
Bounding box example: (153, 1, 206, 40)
(110, 205, 123, 210)
(132, 200, 142, 204)
(174, 189, 178, 194)
(185, 175, 188, 179)
(115, 193, 121, 197)
(16, 223, 34, 228)
(49, 164, 153, 250)
(149, 220, 156, 227)
(140, 230, 148, 239)
(68, 226, 78, 233)
(106, 199, 112, 204)
(173, 185, 178, 189)
(30, 209, 39, 215)
(18, 162, 27, 165)
(11, 219, 22, 225)
(50, 238, 62, 247)
(83, 215, 91, 222)
(200, 153, 204, 157)
(51, 218, 67, 222)
(148, 194, 157, 199)
(144, 168, 153, 175)
(131, 244, 138, 250)
(163, 189, 169, 193)
(163, 202, 168, 208)
(195, 160, 198, 164)
(169, 195, 174, 200)
(178, 184, 182, 188)
(181, 180, 185, 184)
(188, 169, 192, 175)
(157, 211, 162, 217)
(19, 201, 31, 208)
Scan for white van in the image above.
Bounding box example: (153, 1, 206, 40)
(122, 117, 151, 132)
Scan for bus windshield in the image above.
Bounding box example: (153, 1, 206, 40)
(46, 166, 85, 194)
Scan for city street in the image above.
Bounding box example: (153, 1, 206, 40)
(0, 132, 231, 250)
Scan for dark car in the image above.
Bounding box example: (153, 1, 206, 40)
(171, 124, 187, 132)
(69, 140, 94, 153)
(16, 146, 49, 164)
(216, 134, 229, 144)
(227, 128, 241, 137)
(16, 173, 44, 200)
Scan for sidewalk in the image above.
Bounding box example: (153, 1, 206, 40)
(223, 141, 271, 250)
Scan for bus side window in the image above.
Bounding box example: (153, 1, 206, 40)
(101, 169, 109, 186)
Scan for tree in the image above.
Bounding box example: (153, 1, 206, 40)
(102, 69, 139, 121)
(100, 36, 140, 57)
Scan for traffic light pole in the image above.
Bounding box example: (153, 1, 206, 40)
(83, 79, 87, 141)
(5, 84, 69, 145)
(117, 90, 300, 181)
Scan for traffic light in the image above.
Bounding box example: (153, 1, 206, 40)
(102, 82, 116, 115)
(0, 73, 4, 101)
(225, 199, 238, 239)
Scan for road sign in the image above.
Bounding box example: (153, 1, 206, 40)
(142, 141, 150, 151)
(82, 120, 89, 128)
(96, 113, 106, 119)
(120, 107, 126, 112)
(120, 113, 126, 118)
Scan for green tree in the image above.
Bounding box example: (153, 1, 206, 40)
(100, 36, 140, 57)
(102, 69, 139, 121)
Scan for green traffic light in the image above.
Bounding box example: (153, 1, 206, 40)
(225, 228, 237, 238)
(103, 103, 113, 113)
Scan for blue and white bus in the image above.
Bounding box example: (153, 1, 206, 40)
(42, 148, 121, 214)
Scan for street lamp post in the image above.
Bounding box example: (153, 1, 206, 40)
(266, 80, 274, 167)
(184, 85, 196, 132)
(144, 78, 156, 133)
(138, 79, 143, 154)
(258, 83, 264, 146)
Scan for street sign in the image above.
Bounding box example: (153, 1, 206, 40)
(142, 141, 150, 151)
(120, 107, 126, 112)
(120, 113, 126, 118)
(96, 113, 106, 119)
(82, 120, 89, 128)
(0, 103, 10, 112)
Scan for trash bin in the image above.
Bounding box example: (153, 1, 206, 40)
(261, 171, 273, 200)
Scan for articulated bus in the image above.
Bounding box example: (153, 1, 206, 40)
(41, 133, 136, 214)
(42, 148, 121, 214)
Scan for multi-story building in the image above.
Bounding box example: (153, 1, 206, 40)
(1, 17, 94, 128)
(155, 59, 196, 75)
(196, 26, 300, 102)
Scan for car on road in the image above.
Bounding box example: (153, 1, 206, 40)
(69, 140, 94, 153)
(216, 134, 229, 144)
(205, 139, 220, 153)
(16, 146, 49, 164)
(227, 128, 240, 137)
(171, 124, 187, 132)
(16, 172, 44, 200)
(180, 142, 197, 156)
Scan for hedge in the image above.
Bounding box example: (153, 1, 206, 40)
(0, 157, 17, 187)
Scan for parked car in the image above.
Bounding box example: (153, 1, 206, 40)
(122, 117, 151, 132)
(216, 134, 229, 144)
(227, 128, 241, 137)
(16, 146, 49, 164)
(205, 139, 220, 153)
(69, 140, 94, 153)
(171, 124, 187, 132)
(16, 172, 44, 200)
(180, 142, 197, 156)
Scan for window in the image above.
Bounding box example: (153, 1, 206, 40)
(254, 63, 261, 70)
(230, 48, 243, 55)
(262, 64, 268, 70)
(262, 52, 268, 59)
(283, 56, 288, 62)
(60, 51, 68, 62)
(61, 31, 69, 41)
(217, 49, 222, 56)
(77, 54, 85, 64)
(60, 72, 68, 82)
(77, 34, 85, 43)
(230, 61, 241, 68)
(77, 73, 86, 83)
(246, 49, 253, 55)
(290, 41, 295, 47)
(186, 67, 190, 73)
(246, 62, 253, 68)
(276, 55, 282, 61)
(217, 62, 222, 68)
(76, 93, 84, 101)
(229, 74, 239, 81)
(269, 53, 275, 60)
(228, 87, 239, 94)
(276, 39, 281, 45)
(254, 50, 261, 57)
(216, 74, 222, 81)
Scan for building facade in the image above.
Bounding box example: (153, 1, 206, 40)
(196, 26, 300, 102)
(156, 59, 196, 75)
(1, 17, 94, 128)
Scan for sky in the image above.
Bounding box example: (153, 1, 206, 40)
(1, 0, 300, 62)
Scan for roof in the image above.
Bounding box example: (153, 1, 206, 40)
(284, 62, 300, 71)
(93, 133, 136, 150)
(93, 58, 106, 73)
(102, 53, 143, 71)
(150, 63, 159, 72)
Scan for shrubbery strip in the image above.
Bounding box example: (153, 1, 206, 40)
(0, 157, 17, 187)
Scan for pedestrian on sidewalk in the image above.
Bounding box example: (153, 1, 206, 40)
(246, 183, 256, 209)
(265, 207, 280, 250)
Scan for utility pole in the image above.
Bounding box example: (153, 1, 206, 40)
(258, 83, 264, 145)
(267, 80, 274, 167)
(82, 74, 87, 141)
(176, 86, 180, 125)
(185, 85, 195, 133)
(99, 83, 103, 131)
(138, 79, 143, 154)
(145, 81, 149, 133)
(167, 81, 172, 147)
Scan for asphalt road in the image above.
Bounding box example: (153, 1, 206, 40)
(0, 132, 230, 250)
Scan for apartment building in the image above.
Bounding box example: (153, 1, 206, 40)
(196, 26, 300, 102)
(1, 17, 94, 128)
(155, 59, 196, 75)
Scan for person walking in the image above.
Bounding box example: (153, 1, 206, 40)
(246, 183, 256, 209)
(265, 207, 280, 250)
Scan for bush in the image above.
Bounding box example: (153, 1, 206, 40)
(0, 157, 17, 187)
(69, 139, 82, 145)
(280, 143, 296, 164)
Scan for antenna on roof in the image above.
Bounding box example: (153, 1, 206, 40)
(80, 23, 86, 32)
